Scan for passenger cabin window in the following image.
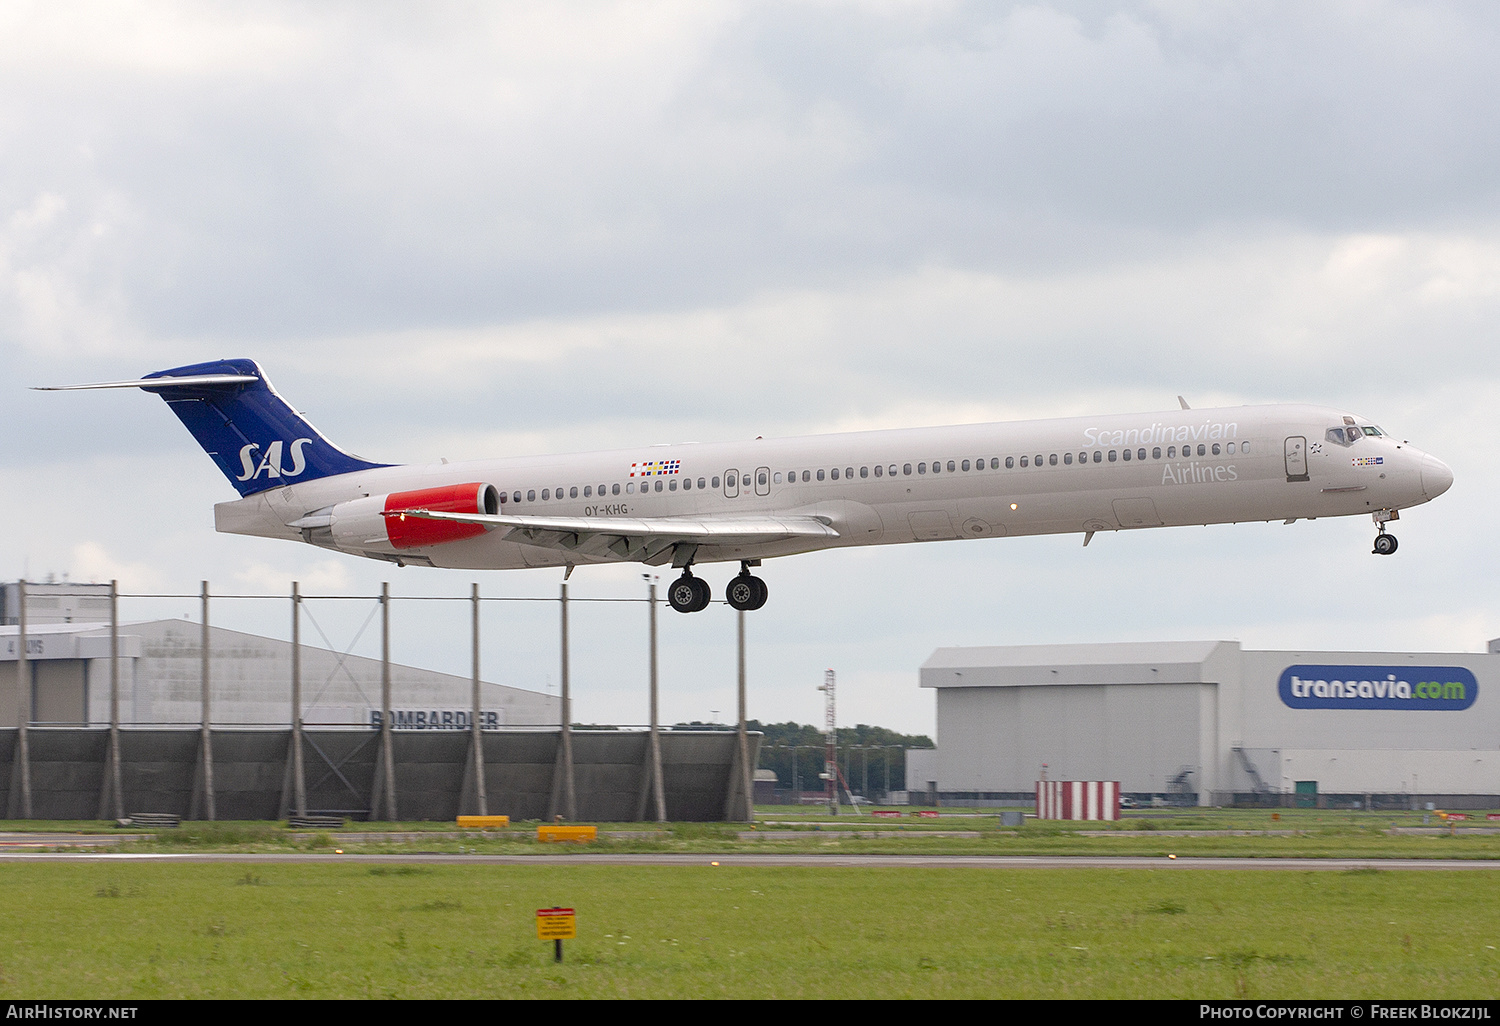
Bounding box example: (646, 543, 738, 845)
(860, 467, 869, 478)
(1122, 449, 1131, 461)
(1019, 456, 1028, 468)
(570, 486, 578, 498)
(961, 460, 970, 471)
(1048, 453, 1057, 466)
(711, 477, 719, 489)
(527, 490, 535, 502)
(1064, 452, 1073, 465)
(1005, 457, 1014, 469)
(815, 470, 823, 481)
(1093, 451, 1102, 463)
(874, 465, 883, 477)
(919, 462, 927, 474)
(1211, 444, 1220, 456)
(612, 483, 621, 495)
(1108, 451, 1117, 462)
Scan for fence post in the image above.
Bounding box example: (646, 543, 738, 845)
(550, 582, 576, 820)
(379, 582, 396, 821)
(198, 581, 215, 820)
(14, 580, 31, 819)
(637, 578, 667, 822)
(470, 582, 487, 817)
(733, 609, 753, 822)
(291, 582, 306, 818)
(105, 581, 123, 819)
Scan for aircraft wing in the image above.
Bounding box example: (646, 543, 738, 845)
(387, 508, 839, 564)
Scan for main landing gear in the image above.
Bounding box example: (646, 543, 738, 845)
(1372, 509, 1399, 556)
(666, 562, 769, 613)
(726, 567, 769, 612)
(667, 570, 712, 613)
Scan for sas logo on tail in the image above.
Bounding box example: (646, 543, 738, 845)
(236, 439, 314, 481)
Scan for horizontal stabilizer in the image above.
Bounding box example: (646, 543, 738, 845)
(34, 374, 260, 391)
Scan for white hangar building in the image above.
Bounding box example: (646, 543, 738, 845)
(1, 618, 559, 730)
(908, 639, 1500, 808)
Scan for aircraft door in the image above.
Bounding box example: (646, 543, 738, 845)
(755, 467, 770, 496)
(1284, 436, 1309, 482)
(723, 468, 739, 498)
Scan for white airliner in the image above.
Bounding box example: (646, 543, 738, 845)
(40, 360, 1454, 613)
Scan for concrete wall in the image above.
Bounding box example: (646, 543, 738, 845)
(0, 728, 759, 822)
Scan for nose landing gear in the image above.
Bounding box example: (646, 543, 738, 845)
(1372, 509, 1399, 556)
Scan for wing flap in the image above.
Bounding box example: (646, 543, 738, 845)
(385, 508, 838, 553)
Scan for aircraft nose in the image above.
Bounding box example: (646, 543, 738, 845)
(1421, 454, 1454, 499)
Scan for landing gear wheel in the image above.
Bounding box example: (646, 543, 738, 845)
(1373, 533, 1398, 556)
(668, 572, 712, 613)
(726, 574, 768, 611)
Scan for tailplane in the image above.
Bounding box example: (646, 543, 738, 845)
(38, 359, 390, 495)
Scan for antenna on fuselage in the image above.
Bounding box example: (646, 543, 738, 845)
(1178, 396, 1191, 410)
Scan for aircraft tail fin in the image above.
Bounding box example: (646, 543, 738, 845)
(38, 359, 390, 495)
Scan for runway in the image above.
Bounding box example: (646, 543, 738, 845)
(1, 852, 1497, 869)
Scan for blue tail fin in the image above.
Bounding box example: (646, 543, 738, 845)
(142, 359, 390, 496)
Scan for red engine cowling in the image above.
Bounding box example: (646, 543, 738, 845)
(383, 482, 500, 550)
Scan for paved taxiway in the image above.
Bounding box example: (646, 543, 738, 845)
(1, 853, 1497, 870)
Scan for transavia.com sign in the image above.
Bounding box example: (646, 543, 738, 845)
(1278, 665, 1478, 711)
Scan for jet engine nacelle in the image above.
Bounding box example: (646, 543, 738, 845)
(329, 482, 500, 552)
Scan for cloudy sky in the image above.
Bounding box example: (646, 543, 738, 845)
(3, 1, 1498, 734)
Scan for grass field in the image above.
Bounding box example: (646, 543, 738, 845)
(0, 862, 1497, 999)
(23, 806, 1492, 860)
(1, 809, 1496, 998)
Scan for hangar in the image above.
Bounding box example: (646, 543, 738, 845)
(907, 639, 1499, 809)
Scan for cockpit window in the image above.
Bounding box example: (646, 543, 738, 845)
(1326, 426, 1362, 446)
(1361, 425, 1382, 436)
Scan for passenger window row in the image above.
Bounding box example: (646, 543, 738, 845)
(499, 440, 1251, 505)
